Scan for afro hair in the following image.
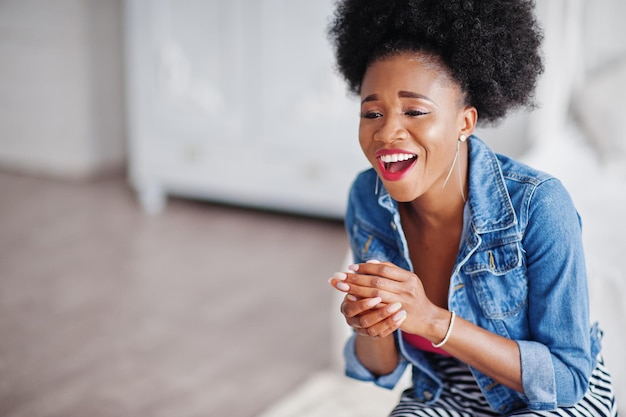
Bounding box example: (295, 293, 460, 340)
(328, 0, 544, 124)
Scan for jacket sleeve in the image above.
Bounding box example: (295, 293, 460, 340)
(343, 180, 410, 389)
(519, 177, 595, 409)
(344, 331, 410, 389)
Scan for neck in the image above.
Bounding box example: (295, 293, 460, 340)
(402, 193, 465, 230)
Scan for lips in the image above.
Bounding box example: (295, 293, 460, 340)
(375, 149, 417, 181)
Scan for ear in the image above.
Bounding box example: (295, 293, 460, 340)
(459, 106, 478, 138)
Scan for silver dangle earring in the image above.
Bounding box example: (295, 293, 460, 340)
(442, 134, 467, 202)
(374, 175, 380, 195)
(457, 134, 467, 202)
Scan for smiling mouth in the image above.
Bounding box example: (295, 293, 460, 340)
(378, 153, 417, 175)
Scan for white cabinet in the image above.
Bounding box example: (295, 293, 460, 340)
(124, 0, 367, 218)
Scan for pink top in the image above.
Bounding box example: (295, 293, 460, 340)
(402, 331, 451, 356)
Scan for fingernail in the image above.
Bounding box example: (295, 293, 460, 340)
(347, 264, 358, 271)
(336, 282, 350, 291)
(333, 272, 347, 280)
(387, 302, 402, 314)
(346, 294, 358, 302)
(365, 297, 382, 307)
(393, 310, 407, 322)
(366, 259, 381, 264)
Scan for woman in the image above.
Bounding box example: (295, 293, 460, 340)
(326, 1, 618, 415)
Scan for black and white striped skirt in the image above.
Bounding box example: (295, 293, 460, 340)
(389, 354, 618, 417)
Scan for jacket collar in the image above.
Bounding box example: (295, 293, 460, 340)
(374, 135, 517, 234)
(466, 136, 517, 233)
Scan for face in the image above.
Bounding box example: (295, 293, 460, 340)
(359, 52, 474, 203)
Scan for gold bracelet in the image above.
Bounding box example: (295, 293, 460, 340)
(432, 310, 456, 349)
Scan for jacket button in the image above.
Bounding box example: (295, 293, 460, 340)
(390, 222, 397, 230)
(423, 390, 433, 400)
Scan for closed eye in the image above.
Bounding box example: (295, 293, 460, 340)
(405, 110, 429, 117)
(360, 111, 383, 119)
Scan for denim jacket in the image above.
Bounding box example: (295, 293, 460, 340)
(343, 136, 602, 414)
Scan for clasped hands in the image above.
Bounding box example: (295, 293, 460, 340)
(328, 260, 434, 339)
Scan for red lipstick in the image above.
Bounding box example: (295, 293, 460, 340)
(375, 149, 417, 181)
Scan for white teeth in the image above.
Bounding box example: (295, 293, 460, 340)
(379, 153, 416, 163)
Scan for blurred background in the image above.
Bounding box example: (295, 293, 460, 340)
(0, 0, 624, 416)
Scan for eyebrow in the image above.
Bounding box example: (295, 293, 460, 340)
(361, 91, 436, 105)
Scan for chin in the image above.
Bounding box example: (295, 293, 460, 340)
(383, 183, 420, 203)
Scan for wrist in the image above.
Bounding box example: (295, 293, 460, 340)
(426, 308, 455, 345)
(432, 310, 455, 348)
(354, 331, 399, 376)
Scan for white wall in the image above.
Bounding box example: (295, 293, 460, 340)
(1, 0, 624, 185)
(0, 0, 126, 179)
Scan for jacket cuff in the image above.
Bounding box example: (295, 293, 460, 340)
(518, 340, 557, 410)
(344, 333, 409, 390)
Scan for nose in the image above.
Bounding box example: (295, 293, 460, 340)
(373, 113, 408, 144)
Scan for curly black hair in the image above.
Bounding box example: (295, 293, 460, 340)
(328, 0, 544, 124)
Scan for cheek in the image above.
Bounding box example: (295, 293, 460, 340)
(419, 127, 448, 157)
(422, 133, 457, 171)
(358, 128, 375, 156)
(420, 117, 450, 142)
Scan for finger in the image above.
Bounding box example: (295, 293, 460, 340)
(328, 272, 350, 292)
(347, 262, 412, 283)
(355, 307, 408, 338)
(378, 310, 408, 337)
(345, 301, 402, 330)
(339, 282, 390, 301)
(354, 318, 401, 338)
(341, 296, 382, 318)
(330, 271, 396, 302)
(339, 274, 401, 301)
(346, 294, 385, 310)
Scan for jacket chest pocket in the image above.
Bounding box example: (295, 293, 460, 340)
(462, 241, 527, 320)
